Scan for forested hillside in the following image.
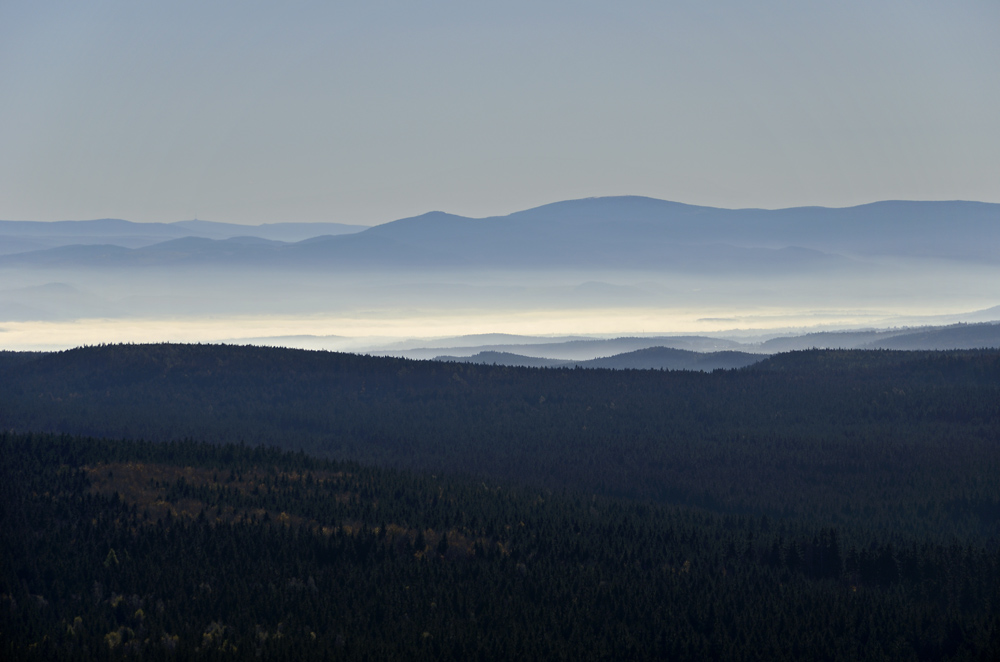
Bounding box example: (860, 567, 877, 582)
(3, 435, 999, 660)
(1, 344, 1000, 539)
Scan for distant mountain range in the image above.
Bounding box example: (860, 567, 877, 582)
(393, 322, 1000, 368)
(435, 347, 764, 371)
(211, 322, 1000, 371)
(394, 335, 746, 361)
(3, 197, 998, 270)
(0, 218, 368, 255)
(757, 321, 1000, 352)
(2, 198, 998, 350)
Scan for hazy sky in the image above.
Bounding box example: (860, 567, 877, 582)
(2, 0, 997, 225)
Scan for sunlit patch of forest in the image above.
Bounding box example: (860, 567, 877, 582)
(83, 460, 484, 558)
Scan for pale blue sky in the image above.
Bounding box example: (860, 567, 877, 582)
(1, 0, 997, 225)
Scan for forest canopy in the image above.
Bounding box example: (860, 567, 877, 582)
(3, 345, 1000, 659)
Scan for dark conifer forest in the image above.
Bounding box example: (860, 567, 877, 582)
(2, 344, 1000, 659)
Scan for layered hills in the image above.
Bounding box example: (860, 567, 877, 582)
(2, 197, 998, 352)
(408, 322, 1000, 367)
(0, 218, 367, 254)
(3, 197, 998, 270)
(434, 347, 764, 371)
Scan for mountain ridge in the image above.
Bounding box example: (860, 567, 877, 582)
(0, 218, 369, 255)
(2, 196, 996, 269)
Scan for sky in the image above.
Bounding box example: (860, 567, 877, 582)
(1, 0, 997, 225)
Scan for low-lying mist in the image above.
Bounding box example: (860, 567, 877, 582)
(2, 256, 999, 351)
